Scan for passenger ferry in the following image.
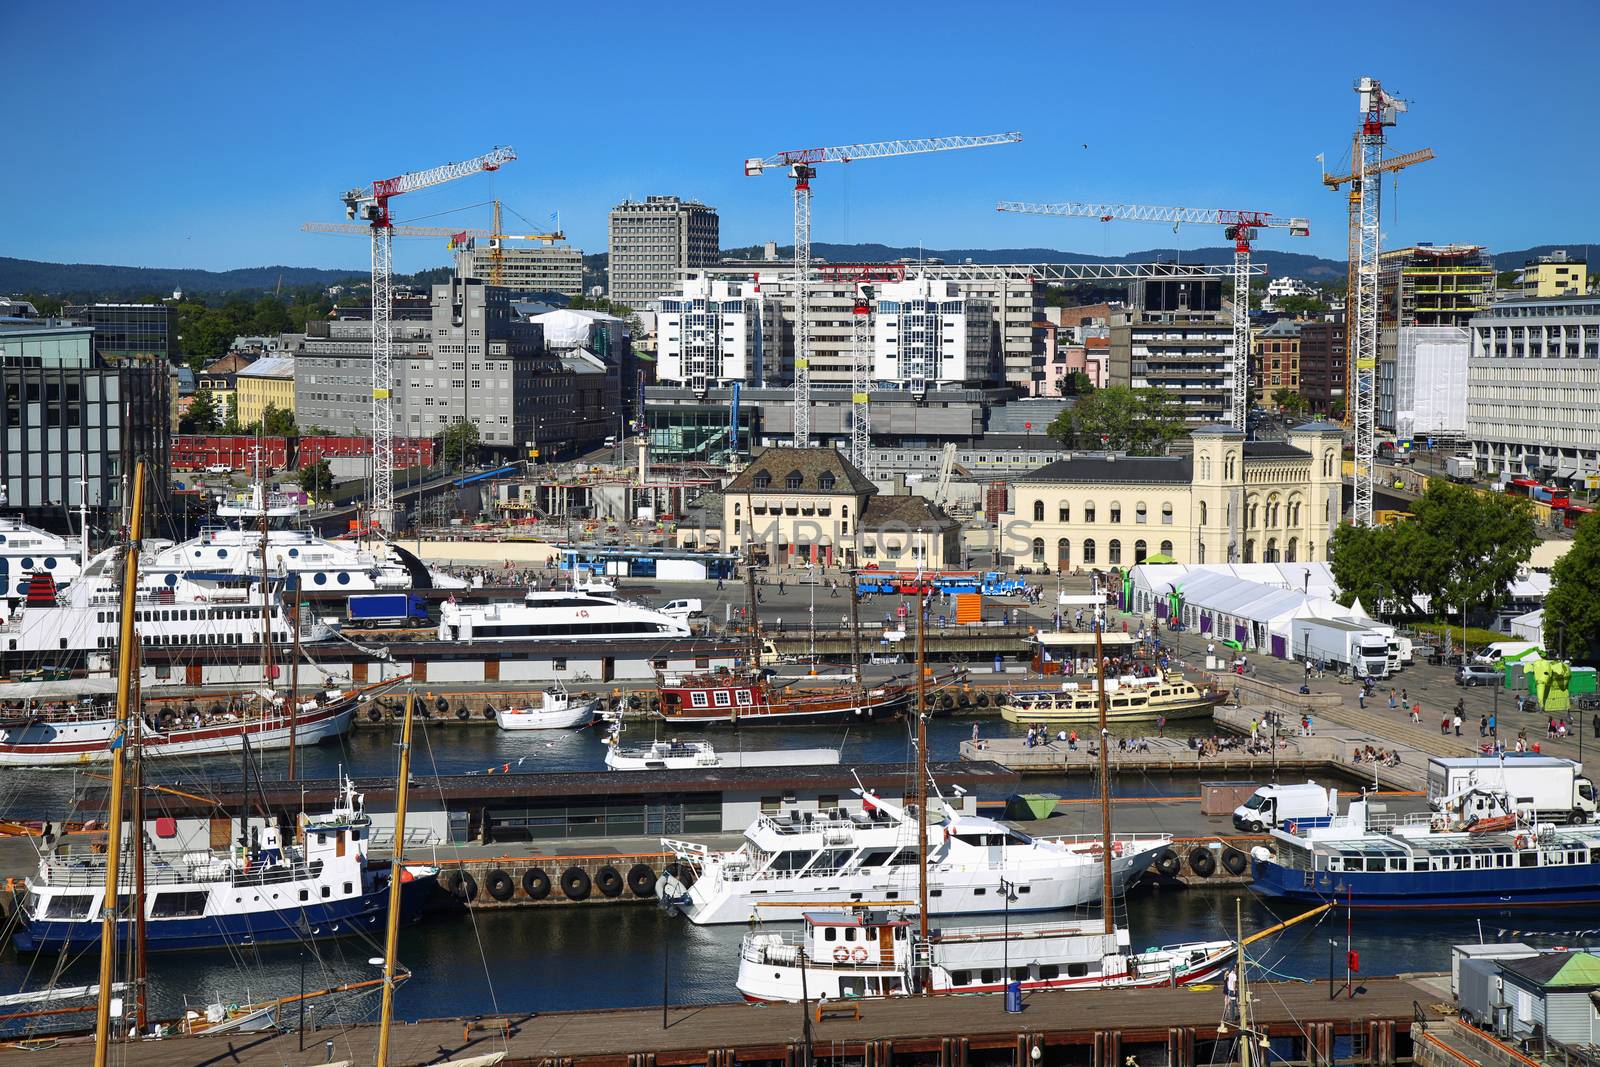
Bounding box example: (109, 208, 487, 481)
(658, 789, 1171, 925)
(737, 908, 1235, 1001)
(999, 670, 1224, 725)
(1251, 789, 1600, 909)
(0, 516, 83, 605)
(438, 590, 690, 643)
(13, 778, 437, 952)
(656, 667, 910, 726)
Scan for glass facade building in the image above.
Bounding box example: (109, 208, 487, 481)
(61, 303, 179, 363)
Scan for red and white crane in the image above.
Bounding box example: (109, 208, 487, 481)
(745, 132, 1021, 449)
(996, 201, 1308, 431)
(337, 146, 515, 531)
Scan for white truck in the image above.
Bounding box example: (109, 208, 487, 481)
(1446, 456, 1476, 482)
(1427, 756, 1598, 825)
(1291, 618, 1392, 679)
(1232, 782, 1339, 832)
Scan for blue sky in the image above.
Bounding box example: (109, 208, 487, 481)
(4, 0, 1595, 275)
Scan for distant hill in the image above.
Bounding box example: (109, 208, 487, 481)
(0, 257, 366, 298)
(1491, 245, 1596, 271)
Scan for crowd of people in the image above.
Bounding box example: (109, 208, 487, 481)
(1351, 745, 1402, 767)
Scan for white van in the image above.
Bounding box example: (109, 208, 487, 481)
(661, 598, 704, 619)
(1232, 782, 1338, 832)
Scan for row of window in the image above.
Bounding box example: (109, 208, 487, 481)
(1031, 538, 1174, 566)
(1030, 501, 1174, 524)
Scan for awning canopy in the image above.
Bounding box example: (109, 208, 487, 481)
(1554, 466, 1577, 480)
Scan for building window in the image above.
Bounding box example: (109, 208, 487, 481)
(1084, 503, 1096, 523)
(785, 471, 802, 489)
(752, 471, 770, 488)
(1031, 538, 1045, 563)
(1058, 504, 1070, 523)
(1160, 540, 1173, 556)
(1265, 538, 1279, 563)
(1110, 502, 1121, 523)
(1082, 539, 1096, 564)
(819, 472, 836, 491)
(1225, 454, 1237, 480)
(1032, 500, 1044, 522)
(1057, 538, 1070, 566)
(1286, 537, 1298, 563)
(1244, 539, 1256, 564)
(1200, 456, 1211, 479)
(1134, 540, 1147, 564)
(1108, 539, 1122, 565)
(1161, 503, 1173, 525)
(1198, 541, 1206, 563)
(1135, 502, 1147, 524)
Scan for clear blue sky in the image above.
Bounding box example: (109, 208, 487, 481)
(4, 0, 1595, 275)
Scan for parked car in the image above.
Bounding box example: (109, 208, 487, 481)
(1456, 662, 1502, 687)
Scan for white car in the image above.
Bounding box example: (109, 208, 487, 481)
(661, 598, 704, 619)
(205, 464, 232, 475)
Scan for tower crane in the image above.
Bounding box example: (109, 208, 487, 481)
(1338, 77, 1409, 528)
(1320, 146, 1434, 431)
(744, 132, 1022, 449)
(997, 201, 1309, 431)
(337, 146, 515, 532)
(816, 264, 906, 478)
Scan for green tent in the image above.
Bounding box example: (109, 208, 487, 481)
(1538, 952, 1600, 989)
(1145, 553, 1179, 565)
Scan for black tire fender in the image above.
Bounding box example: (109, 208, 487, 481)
(1189, 848, 1216, 878)
(366, 707, 382, 723)
(976, 693, 991, 708)
(485, 869, 514, 902)
(522, 868, 551, 900)
(560, 866, 592, 901)
(456, 706, 470, 721)
(626, 863, 657, 897)
(1153, 848, 1182, 879)
(594, 865, 624, 898)
(1221, 847, 1248, 876)
(434, 696, 450, 714)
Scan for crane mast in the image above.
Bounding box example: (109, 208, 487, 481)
(746, 132, 1021, 450)
(338, 146, 515, 532)
(997, 201, 1308, 431)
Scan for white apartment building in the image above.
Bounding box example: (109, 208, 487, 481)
(1467, 295, 1600, 479)
(656, 277, 771, 394)
(607, 196, 719, 308)
(1266, 277, 1316, 300)
(467, 245, 584, 297)
(872, 277, 993, 393)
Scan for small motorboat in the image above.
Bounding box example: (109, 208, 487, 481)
(494, 686, 596, 731)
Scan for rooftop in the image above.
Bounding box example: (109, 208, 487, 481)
(1242, 442, 1310, 459)
(859, 494, 960, 532)
(728, 447, 878, 496)
(1500, 951, 1600, 990)
(236, 355, 294, 380)
(1017, 453, 1193, 485)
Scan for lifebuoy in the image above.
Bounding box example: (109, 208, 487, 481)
(595, 865, 624, 898)
(485, 869, 514, 902)
(1514, 834, 1528, 851)
(1284, 820, 1298, 834)
(851, 946, 868, 962)
(833, 946, 850, 962)
(522, 868, 551, 900)
(560, 866, 592, 901)
(1221, 848, 1248, 876)
(1189, 848, 1216, 878)
(626, 863, 657, 897)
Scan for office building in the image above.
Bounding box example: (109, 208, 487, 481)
(1297, 319, 1347, 416)
(290, 314, 432, 434)
(607, 196, 719, 307)
(195, 351, 256, 413)
(1521, 251, 1588, 298)
(467, 245, 585, 298)
(1254, 319, 1301, 402)
(61, 302, 179, 363)
(655, 277, 771, 394)
(234, 355, 295, 427)
(872, 276, 994, 392)
(527, 308, 628, 447)
(1376, 244, 1493, 433)
(0, 319, 169, 530)
(1467, 295, 1600, 480)
(1108, 273, 1234, 422)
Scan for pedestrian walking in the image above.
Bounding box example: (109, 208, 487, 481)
(1440, 712, 1450, 736)
(1488, 713, 1497, 738)
(1516, 694, 1526, 715)
(1453, 713, 1463, 737)
(1401, 688, 1408, 706)
(1388, 689, 1398, 710)
(1358, 689, 1367, 709)
(778, 579, 786, 595)
(1593, 713, 1599, 740)
(1479, 715, 1487, 738)
(1410, 705, 1421, 725)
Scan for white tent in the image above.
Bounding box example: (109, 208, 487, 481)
(1510, 608, 1544, 644)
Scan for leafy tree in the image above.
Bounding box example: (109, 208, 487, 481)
(1497, 270, 1521, 290)
(1045, 385, 1186, 455)
(1330, 521, 1426, 613)
(1327, 397, 1347, 421)
(439, 420, 481, 469)
(182, 389, 222, 434)
(1273, 295, 1329, 317)
(220, 394, 242, 433)
(258, 404, 297, 437)
(1545, 513, 1600, 662)
(1271, 388, 1308, 414)
(299, 459, 334, 497)
(1065, 371, 1095, 397)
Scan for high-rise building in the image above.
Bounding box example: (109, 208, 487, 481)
(656, 277, 771, 394)
(872, 277, 994, 392)
(1108, 274, 1234, 422)
(607, 196, 719, 308)
(1467, 294, 1600, 480)
(1376, 244, 1493, 434)
(467, 245, 584, 298)
(1520, 250, 1588, 298)
(61, 302, 179, 363)
(0, 319, 170, 530)
(1297, 319, 1347, 416)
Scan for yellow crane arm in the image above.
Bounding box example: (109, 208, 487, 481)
(1323, 147, 1435, 189)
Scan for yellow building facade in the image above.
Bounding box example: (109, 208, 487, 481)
(997, 423, 1343, 570)
(1521, 256, 1588, 298)
(234, 356, 295, 427)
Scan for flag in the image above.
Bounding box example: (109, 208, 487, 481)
(1316, 153, 1325, 166)
(107, 729, 125, 752)
(549, 211, 560, 233)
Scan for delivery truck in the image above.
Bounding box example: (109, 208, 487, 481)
(1232, 782, 1339, 832)
(345, 593, 429, 627)
(1290, 618, 1391, 679)
(1427, 755, 1597, 825)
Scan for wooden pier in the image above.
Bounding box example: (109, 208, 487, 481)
(0, 975, 1449, 1066)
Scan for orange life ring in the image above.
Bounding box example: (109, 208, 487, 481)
(833, 946, 850, 963)
(851, 946, 868, 963)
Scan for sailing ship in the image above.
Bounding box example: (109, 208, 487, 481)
(656, 668, 911, 726)
(494, 686, 596, 730)
(999, 670, 1225, 725)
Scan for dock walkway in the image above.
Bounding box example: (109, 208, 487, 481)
(1, 975, 1450, 1067)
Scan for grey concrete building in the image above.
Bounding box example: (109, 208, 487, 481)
(1108, 275, 1234, 422)
(1467, 294, 1600, 480)
(467, 245, 584, 298)
(607, 196, 719, 308)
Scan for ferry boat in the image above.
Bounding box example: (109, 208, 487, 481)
(658, 789, 1171, 925)
(0, 517, 83, 606)
(1250, 788, 1600, 909)
(737, 908, 1235, 1001)
(656, 667, 910, 726)
(494, 686, 596, 730)
(999, 670, 1224, 725)
(12, 778, 437, 952)
(438, 590, 690, 642)
(603, 727, 841, 771)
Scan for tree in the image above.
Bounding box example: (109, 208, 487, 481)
(259, 403, 296, 437)
(1046, 385, 1186, 455)
(1274, 295, 1329, 317)
(1330, 521, 1427, 613)
(182, 389, 221, 434)
(440, 420, 480, 469)
(299, 459, 334, 498)
(1545, 513, 1600, 661)
(220, 394, 242, 433)
(1062, 371, 1095, 397)
(1497, 270, 1522, 291)
(1327, 397, 1347, 421)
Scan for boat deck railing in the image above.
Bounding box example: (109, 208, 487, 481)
(38, 848, 314, 889)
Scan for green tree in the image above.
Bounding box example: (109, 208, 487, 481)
(182, 389, 222, 434)
(1045, 385, 1186, 455)
(1329, 521, 1426, 613)
(259, 403, 296, 437)
(220, 394, 242, 433)
(1274, 295, 1329, 317)
(1545, 513, 1600, 661)
(298, 459, 334, 498)
(1065, 371, 1095, 397)
(439, 420, 481, 469)
(1327, 397, 1347, 421)
(1497, 270, 1521, 290)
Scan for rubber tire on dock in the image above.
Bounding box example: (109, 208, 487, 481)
(442, 870, 478, 902)
(626, 863, 657, 898)
(560, 867, 592, 901)
(938, 694, 955, 711)
(660, 862, 696, 893)
(481, 706, 495, 720)
(1153, 848, 1182, 879)
(594, 865, 624, 899)
(367, 707, 383, 723)
(522, 868, 551, 900)
(976, 693, 990, 708)
(485, 869, 515, 902)
(1221, 848, 1248, 876)
(435, 696, 450, 714)
(1188, 848, 1216, 878)
(456, 707, 469, 721)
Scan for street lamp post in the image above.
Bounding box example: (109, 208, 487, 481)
(1000, 877, 1018, 1006)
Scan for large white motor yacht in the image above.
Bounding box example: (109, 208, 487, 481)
(438, 590, 691, 642)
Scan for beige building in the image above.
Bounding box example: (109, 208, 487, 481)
(234, 355, 295, 427)
(467, 245, 584, 297)
(998, 423, 1343, 570)
(702, 447, 960, 569)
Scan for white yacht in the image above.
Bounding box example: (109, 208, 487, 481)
(494, 686, 596, 730)
(604, 723, 841, 771)
(0, 516, 84, 609)
(438, 590, 691, 643)
(736, 908, 1235, 1002)
(658, 789, 1171, 926)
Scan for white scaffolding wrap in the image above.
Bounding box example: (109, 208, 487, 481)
(1395, 326, 1469, 439)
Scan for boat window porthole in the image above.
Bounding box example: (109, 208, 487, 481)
(315, 573, 327, 585)
(21, 557, 32, 569)
(217, 549, 227, 558)
(44, 557, 56, 568)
